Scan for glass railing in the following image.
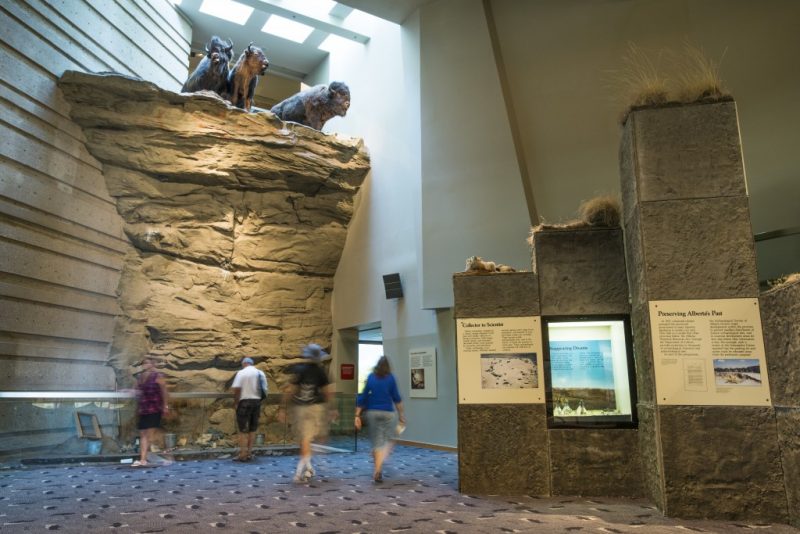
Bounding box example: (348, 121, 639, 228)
(0, 391, 357, 463)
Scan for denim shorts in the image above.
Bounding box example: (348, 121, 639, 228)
(365, 410, 396, 450)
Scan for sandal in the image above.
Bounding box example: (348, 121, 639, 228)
(131, 460, 148, 468)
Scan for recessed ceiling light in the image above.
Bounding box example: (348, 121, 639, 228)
(199, 0, 253, 25)
(262, 14, 314, 44)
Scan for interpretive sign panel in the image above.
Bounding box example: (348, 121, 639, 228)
(650, 298, 771, 406)
(456, 316, 544, 404)
(409, 347, 437, 398)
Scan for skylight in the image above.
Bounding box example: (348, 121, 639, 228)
(262, 14, 314, 44)
(318, 33, 362, 53)
(199, 0, 253, 25)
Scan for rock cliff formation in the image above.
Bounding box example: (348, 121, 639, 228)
(58, 72, 370, 397)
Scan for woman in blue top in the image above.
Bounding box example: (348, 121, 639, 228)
(355, 356, 406, 483)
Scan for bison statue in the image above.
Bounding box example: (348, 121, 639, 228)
(181, 36, 233, 96)
(270, 81, 350, 131)
(228, 43, 269, 111)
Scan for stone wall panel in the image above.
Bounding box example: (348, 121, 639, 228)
(458, 404, 549, 495)
(59, 72, 370, 399)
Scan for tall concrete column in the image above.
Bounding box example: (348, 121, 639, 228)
(620, 100, 788, 520)
(533, 226, 644, 497)
(452, 272, 548, 495)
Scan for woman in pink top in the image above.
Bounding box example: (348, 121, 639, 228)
(133, 356, 169, 467)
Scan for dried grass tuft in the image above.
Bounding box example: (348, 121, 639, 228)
(672, 42, 730, 104)
(613, 43, 670, 122)
(578, 195, 621, 227)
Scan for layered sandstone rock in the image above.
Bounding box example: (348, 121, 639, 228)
(58, 72, 370, 401)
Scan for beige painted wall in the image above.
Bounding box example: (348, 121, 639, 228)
(0, 0, 190, 398)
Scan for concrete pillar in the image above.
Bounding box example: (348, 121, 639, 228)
(533, 227, 644, 497)
(620, 101, 788, 520)
(453, 272, 549, 494)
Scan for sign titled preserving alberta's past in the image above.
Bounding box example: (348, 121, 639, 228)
(456, 316, 544, 404)
(649, 298, 771, 406)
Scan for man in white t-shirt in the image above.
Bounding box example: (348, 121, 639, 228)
(231, 357, 267, 462)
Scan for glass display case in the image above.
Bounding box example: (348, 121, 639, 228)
(542, 315, 637, 428)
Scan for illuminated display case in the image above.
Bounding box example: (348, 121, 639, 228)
(543, 315, 637, 428)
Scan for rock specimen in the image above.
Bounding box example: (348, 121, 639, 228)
(58, 72, 370, 400)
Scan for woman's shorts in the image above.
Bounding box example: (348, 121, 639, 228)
(137, 412, 162, 430)
(365, 410, 396, 450)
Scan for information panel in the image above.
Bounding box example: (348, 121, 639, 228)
(650, 298, 771, 406)
(409, 347, 437, 398)
(456, 316, 544, 404)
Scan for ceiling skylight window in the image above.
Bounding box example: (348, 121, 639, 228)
(199, 0, 253, 25)
(262, 15, 314, 44)
(318, 33, 362, 53)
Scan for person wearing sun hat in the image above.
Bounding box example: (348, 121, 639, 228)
(281, 343, 337, 482)
(231, 356, 268, 462)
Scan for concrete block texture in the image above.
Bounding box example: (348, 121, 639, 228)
(636, 404, 665, 510)
(453, 272, 540, 318)
(760, 277, 800, 406)
(658, 405, 788, 521)
(637, 196, 759, 300)
(776, 408, 800, 527)
(630, 301, 655, 403)
(533, 228, 630, 316)
(548, 429, 645, 497)
(621, 100, 745, 214)
(458, 404, 549, 495)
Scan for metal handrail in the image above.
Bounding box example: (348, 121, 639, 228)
(754, 226, 800, 242)
(0, 391, 285, 401)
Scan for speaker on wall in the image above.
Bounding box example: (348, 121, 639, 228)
(382, 273, 403, 299)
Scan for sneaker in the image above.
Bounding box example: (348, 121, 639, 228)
(303, 466, 315, 478)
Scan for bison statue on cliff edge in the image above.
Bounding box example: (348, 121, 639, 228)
(181, 36, 233, 96)
(228, 43, 269, 111)
(270, 81, 350, 131)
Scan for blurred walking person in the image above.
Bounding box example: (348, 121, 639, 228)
(133, 356, 169, 467)
(354, 355, 405, 483)
(281, 344, 337, 482)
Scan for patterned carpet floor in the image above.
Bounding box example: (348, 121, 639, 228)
(1, 443, 797, 533)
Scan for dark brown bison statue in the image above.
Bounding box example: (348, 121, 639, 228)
(227, 43, 269, 111)
(270, 81, 350, 131)
(181, 36, 233, 96)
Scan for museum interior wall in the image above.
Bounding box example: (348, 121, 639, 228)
(0, 0, 190, 389)
(0, 0, 798, 460)
(0, 0, 190, 448)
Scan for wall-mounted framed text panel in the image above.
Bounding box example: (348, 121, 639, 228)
(650, 298, 771, 406)
(409, 347, 437, 398)
(456, 316, 544, 404)
(542, 316, 637, 428)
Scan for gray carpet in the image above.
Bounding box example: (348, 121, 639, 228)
(1, 444, 797, 533)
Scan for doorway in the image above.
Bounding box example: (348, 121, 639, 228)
(357, 326, 383, 393)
